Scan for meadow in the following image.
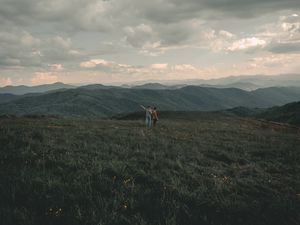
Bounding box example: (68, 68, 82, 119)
(0, 114, 299, 225)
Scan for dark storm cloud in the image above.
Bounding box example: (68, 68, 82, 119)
(123, 0, 300, 24)
(0, 0, 113, 31)
(1, 0, 299, 29)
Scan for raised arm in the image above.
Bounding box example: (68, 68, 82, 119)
(140, 105, 146, 110)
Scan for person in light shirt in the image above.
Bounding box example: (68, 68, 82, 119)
(140, 105, 153, 127)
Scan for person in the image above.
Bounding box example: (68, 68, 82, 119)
(140, 105, 153, 127)
(151, 107, 158, 126)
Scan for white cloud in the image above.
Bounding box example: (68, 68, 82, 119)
(228, 37, 267, 52)
(50, 64, 64, 71)
(174, 64, 197, 71)
(80, 59, 113, 68)
(150, 63, 168, 69)
(256, 14, 300, 53)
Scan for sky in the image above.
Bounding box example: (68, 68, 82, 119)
(0, 0, 300, 86)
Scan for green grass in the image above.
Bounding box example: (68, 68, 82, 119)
(0, 115, 299, 225)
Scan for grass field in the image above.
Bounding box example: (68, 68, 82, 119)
(0, 114, 299, 225)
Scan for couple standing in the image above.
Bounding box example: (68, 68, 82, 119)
(140, 105, 158, 127)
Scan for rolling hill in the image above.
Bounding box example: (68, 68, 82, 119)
(0, 93, 20, 104)
(0, 86, 300, 118)
(257, 101, 300, 125)
(224, 101, 300, 126)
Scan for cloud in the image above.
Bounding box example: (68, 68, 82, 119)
(268, 42, 300, 53)
(0, 77, 12, 86)
(0, 1, 300, 85)
(80, 59, 134, 74)
(0, 27, 84, 69)
(122, 19, 206, 55)
(253, 13, 300, 54)
(119, 0, 300, 24)
(150, 64, 168, 69)
(80, 59, 114, 68)
(0, 0, 113, 31)
(77, 55, 300, 83)
(2, 0, 298, 55)
(31, 72, 58, 85)
(50, 64, 64, 71)
(228, 37, 267, 52)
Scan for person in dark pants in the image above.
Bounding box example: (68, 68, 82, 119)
(151, 107, 158, 126)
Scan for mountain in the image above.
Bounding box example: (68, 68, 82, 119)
(224, 101, 300, 126)
(130, 82, 259, 91)
(199, 82, 261, 91)
(197, 74, 300, 87)
(0, 93, 20, 104)
(0, 82, 75, 95)
(124, 74, 300, 90)
(0, 86, 300, 118)
(132, 83, 170, 90)
(78, 84, 120, 90)
(257, 101, 300, 125)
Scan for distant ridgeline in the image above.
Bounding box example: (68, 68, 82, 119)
(0, 83, 300, 121)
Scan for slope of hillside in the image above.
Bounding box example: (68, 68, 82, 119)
(252, 87, 300, 105)
(0, 116, 299, 225)
(0, 93, 20, 103)
(257, 101, 300, 125)
(0, 86, 300, 118)
(224, 101, 300, 126)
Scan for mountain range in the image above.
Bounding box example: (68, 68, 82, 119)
(121, 74, 300, 90)
(0, 82, 74, 95)
(0, 85, 300, 118)
(1, 74, 300, 95)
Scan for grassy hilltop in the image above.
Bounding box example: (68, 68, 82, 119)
(0, 114, 300, 225)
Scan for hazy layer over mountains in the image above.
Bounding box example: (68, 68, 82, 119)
(1, 74, 300, 95)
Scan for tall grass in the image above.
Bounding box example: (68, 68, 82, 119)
(0, 115, 299, 225)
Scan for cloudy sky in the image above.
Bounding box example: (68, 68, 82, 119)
(0, 0, 300, 86)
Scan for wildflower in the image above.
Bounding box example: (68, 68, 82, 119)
(124, 178, 131, 184)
